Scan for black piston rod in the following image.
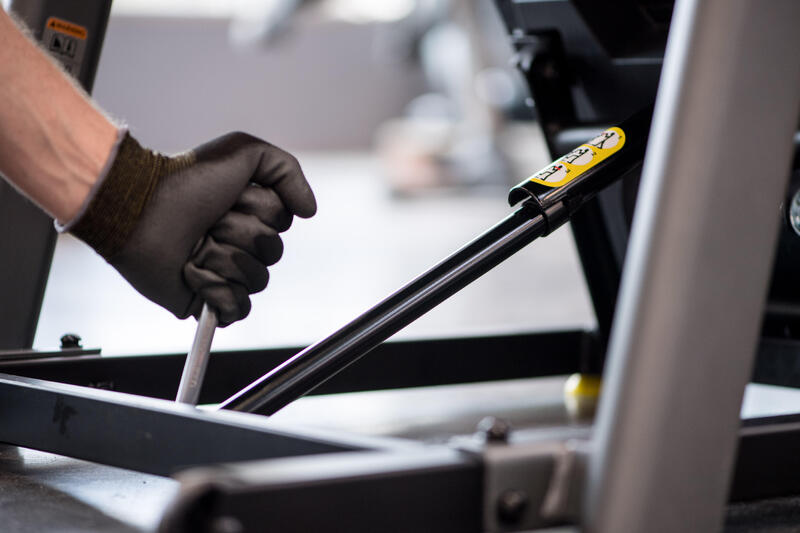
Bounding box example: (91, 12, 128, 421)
(220, 107, 652, 415)
(221, 207, 549, 414)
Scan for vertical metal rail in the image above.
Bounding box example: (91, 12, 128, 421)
(584, 1, 800, 532)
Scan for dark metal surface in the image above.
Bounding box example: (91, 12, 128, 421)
(160, 449, 483, 533)
(0, 330, 594, 402)
(158, 425, 592, 533)
(496, 0, 666, 345)
(0, 0, 112, 350)
(0, 346, 100, 362)
(0, 373, 414, 477)
(220, 207, 549, 414)
(751, 338, 800, 389)
(153, 411, 800, 532)
(733, 414, 800, 502)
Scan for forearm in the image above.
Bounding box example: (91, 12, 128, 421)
(0, 8, 117, 222)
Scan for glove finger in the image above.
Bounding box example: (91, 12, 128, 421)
(210, 211, 284, 266)
(235, 185, 293, 232)
(188, 235, 269, 294)
(185, 293, 204, 320)
(184, 265, 251, 326)
(254, 145, 317, 218)
(201, 284, 251, 326)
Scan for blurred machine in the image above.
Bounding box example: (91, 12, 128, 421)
(1, 1, 800, 532)
(496, 0, 800, 385)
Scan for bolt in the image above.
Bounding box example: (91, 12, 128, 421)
(789, 189, 800, 237)
(497, 489, 529, 525)
(477, 416, 511, 443)
(60, 333, 82, 349)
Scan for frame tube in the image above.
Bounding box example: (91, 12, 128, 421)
(584, 1, 800, 532)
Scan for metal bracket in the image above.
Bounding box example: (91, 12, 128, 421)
(453, 420, 589, 533)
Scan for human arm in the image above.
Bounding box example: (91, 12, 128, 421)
(0, 8, 116, 222)
(0, 9, 316, 325)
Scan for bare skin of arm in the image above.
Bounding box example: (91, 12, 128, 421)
(0, 8, 117, 223)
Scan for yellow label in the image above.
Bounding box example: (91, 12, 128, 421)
(528, 126, 626, 188)
(46, 17, 88, 40)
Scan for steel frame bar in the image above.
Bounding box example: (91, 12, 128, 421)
(584, 1, 800, 532)
(152, 414, 800, 532)
(0, 373, 419, 477)
(0, 330, 593, 401)
(6, 333, 800, 402)
(2, 367, 800, 533)
(159, 448, 484, 533)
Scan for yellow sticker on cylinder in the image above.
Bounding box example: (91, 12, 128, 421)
(528, 126, 626, 188)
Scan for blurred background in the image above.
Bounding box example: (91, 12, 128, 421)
(31, 0, 595, 356)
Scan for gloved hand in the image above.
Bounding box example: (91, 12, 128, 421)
(62, 130, 316, 326)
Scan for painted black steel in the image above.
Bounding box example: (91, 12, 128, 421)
(732, 413, 800, 501)
(220, 206, 549, 414)
(0, 372, 408, 477)
(160, 449, 483, 533)
(0, 330, 594, 402)
(153, 412, 800, 531)
(0, 0, 112, 350)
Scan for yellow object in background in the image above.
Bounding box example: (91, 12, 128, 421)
(564, 373, 602, 420)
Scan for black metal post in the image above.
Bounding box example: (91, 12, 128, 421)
(220, 206, 549, 414)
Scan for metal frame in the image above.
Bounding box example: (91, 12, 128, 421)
(2, 369, 800, 531)
(0, 372, 415, 477)
(584, 1, 800, 531)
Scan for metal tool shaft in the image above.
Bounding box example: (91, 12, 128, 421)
(176, 303, 218, 404)
(219, 206, 548, 415)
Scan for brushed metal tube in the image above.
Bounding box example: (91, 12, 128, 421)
(176, 303, 218, 405)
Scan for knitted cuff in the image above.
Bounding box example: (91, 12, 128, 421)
(67, 132, 195, 259)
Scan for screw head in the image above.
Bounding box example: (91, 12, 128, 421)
(790, 189, 800, 237)
(497, 489, 529, 524)
(477, 416, 511, 443)
(60, 333, 82, 349)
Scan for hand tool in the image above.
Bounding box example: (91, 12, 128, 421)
(176, 303, 218, 405)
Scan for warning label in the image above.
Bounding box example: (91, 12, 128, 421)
(528, 126, 626, 188)
(42, 17, 88, 78)
(45, 17, 87, 40)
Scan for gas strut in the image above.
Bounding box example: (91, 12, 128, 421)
(220, 107, 652, 415)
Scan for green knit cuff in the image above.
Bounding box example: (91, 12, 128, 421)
(70, 133, 194, 259)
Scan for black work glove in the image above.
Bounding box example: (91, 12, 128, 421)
(63, 131, 316, 326)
